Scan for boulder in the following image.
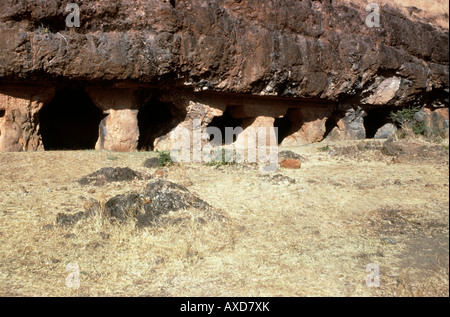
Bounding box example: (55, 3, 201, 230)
(424, 108, 449, 138)
(326, 107, 367, 141)
(78, 167, 143, 186)
(374, 123, 398, 139)
(104, 179, 218, 227)
(143, 157, 160, 169)
(281, 106, 333, 146)
(280, 158, 301, 169)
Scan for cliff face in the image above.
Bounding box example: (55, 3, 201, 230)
(0, 0, 448, 152)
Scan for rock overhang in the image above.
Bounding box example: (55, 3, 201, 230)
(0, 0, 448, 152)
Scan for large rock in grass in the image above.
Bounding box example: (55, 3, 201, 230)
(78, 167, 143, 186)
(104, 179, 220, 227)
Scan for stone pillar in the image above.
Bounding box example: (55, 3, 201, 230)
(96, 109, 140, 152)
(86, 87, 140, 151)
(0, 85, 54, 152)
(326, 106, 367, 141)
(236, 116, 277, 148)
(281, 106, 333, 146)
(229, 104, 287, 148)
(153, 94, 226, 151)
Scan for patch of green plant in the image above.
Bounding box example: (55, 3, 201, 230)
(156, 150, 174, 167)
(412, 121, 428, 136)
(442, 145, 449, 151)
(389, 106, 422, 125)
(39, 23, 50, 34)
(318, 145, 329, 152)
(390, 106, 430, 136)
(107, 154, 118, 161)
(205, 148, 237, 167)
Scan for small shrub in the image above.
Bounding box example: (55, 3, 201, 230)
(389, 106, 422, 125)
(318, 145, 329, 152)
(156, 151, 174, 167)
(205, 148, 237, 167)
(390, 106, 429, 137)
(39, 23, 50, 34)
(412, 121, 428, 136)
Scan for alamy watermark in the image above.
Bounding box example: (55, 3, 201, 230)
(65, 3, 80, 28)
(65, 262, 80, 289)
(168, 119, 279, 172)
(366, 3, 380, 28)
(366, 263, 380, 287)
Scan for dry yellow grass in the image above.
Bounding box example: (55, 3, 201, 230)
(0, 138, 448, 297)
(340, 0, 449, 29)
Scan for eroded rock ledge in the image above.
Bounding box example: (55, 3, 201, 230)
(0, 0, 448, 152)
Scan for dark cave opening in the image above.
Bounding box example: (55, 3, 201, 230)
(0, 109, 5, 118)
(39, 86, 105, 150)
(274, 111, 294, 145)
(364, 106, 395, 138)
(137, 96, 181, 150)
(323, 108, 341, 139)
(206, 107, 243, 145)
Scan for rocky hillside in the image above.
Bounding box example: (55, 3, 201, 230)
(0, 0, 448, 152)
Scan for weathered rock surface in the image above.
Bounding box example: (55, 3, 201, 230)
(143, 157, 160, 169)
(279, 150, 308, 162)
(326, 106, 367, 141)
(0, 1, 448, 152)
(95, 109, 140, 152)
(104, 179, 219, 227)
(0, 85, 54, 151)
(381, 139, 449, 161)
(422, 108, 449, 138)
(281, 106, 332, 146)
(78, 167, 143, 186)
(374, 123, 397, 139)
(280, 158, 301, 169)
(0, 0, 448, 103)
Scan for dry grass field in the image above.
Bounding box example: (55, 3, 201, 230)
(0, 137, 448, 297)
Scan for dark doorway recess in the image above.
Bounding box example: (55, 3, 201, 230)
(138, 97, 183, 150)
(207, 107, 243, 145)
(274, 112, 293, 145)
(364, 106, 395, 138)
(39, 86, 104, 150)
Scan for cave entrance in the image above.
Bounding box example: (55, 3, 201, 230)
(137, 96, 182, 150)
(39, 86, 104, 150)
(207, 107, 243, 145)
(274, 110, 294, 145)
(364, 106, 395, 138)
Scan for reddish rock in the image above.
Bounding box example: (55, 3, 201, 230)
(95, 109, 140, 152)
(281, 106, 333, 146)
(152, 170, 168, 178)
(0, 85, 54, 152)
(280, 159, 301, 169)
